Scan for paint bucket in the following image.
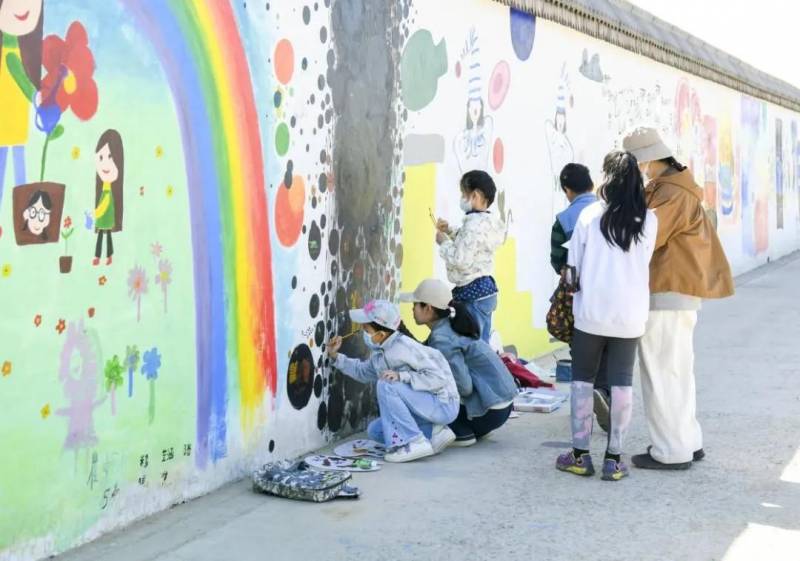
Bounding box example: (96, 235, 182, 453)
(555, 359, 572, 382)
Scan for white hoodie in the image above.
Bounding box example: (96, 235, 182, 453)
(439, 211, 506, 287)
(568, 201, 657, 339)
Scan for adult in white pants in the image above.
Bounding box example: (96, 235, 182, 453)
(623, 127, 734, 470)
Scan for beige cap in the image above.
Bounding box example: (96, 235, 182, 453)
(399, 278, 452, 310)
(622, 126, 673, 163)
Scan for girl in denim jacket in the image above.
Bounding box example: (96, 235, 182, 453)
(401, 279, 517, 447)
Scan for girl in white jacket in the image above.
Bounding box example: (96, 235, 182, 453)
(556, 151, 657, 482)
(435, 170, 505, 342)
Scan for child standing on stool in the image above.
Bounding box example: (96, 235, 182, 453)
(327, 300, 459, 463)
(435, 170, 505, 343)
(550, 163, 612, 433)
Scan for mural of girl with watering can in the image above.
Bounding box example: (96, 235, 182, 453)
(0, 0, 43, 210)
(93, 129, 124, 266)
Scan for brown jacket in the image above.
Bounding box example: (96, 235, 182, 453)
(645, 169, 734, 299)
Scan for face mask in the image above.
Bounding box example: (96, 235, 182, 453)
(459, 197, 473, 212)
(639, 163, 652, 183)
(362, 331, 381, 350)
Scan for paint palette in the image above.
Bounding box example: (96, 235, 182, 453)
(333, 439, 386, 459)
(304, 454, 381, 472)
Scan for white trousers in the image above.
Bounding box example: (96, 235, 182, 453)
(638, 310, 703, 463)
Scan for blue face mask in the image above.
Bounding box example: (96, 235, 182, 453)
(363, 331, 381, 350)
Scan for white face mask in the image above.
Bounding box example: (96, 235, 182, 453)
(459, 197, 473, 213)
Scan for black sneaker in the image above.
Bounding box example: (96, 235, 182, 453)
(632, 451, 692, 470)
(647, 445, 705, 463)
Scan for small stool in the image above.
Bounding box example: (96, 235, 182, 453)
(555, 359, 572, 382)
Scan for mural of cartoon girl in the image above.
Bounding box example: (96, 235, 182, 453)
(93, 129, 124, 266)
(21, 188, 50, 240)
(453, 28, 494, 173)
(0, 0, 43, 209)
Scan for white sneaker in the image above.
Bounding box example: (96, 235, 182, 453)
(384, 436, 434, 463)
(430, 425, 456, 454)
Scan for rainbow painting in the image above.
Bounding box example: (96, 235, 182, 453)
(122, 0, 277, 468)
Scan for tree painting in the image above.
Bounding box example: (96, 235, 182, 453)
(103, 355, 124, 416)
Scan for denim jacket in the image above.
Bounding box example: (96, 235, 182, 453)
(426, 319, 517, 418)
(333, 332, 459, 402)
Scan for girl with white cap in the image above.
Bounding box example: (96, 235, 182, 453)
(622, 126, 734, 470)
(327, 300, 459, 463)
(401, 278, 518, 446)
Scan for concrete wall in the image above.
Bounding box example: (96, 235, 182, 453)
(0, 0, 797, 559)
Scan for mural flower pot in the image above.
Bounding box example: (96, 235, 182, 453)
(60, 216, 75, 274)
(12, 182, 66, 246)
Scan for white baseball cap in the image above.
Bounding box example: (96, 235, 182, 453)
(348, 299, 401, 330)
(399, 279, 452, 310)
(622, 126, 673, 163)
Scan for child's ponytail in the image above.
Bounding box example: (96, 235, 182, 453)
(432, 301, 480, 339)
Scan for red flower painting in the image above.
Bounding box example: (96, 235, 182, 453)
(40, 22, 98, 121)
(56, 319, 66, 335)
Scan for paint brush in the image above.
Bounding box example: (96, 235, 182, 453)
(428, 207, 437, 226)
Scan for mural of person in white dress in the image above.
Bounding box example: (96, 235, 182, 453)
(453, 27, 493, 173)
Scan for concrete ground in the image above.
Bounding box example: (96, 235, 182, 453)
(60, 253, 800, 561)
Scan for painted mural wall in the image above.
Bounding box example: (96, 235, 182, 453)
(0, 0, 798, 559)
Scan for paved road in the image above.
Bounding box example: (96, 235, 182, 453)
(60, 253, 800, 561)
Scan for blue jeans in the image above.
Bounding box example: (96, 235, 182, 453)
(367, 380, 459, 448)
(464, 294, 498, 343)
(0, 145, 26, 210)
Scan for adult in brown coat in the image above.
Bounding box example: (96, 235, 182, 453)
(623, 127, 734, 470)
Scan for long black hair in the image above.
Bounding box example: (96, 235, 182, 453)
(597, 150, 648, 252)
(429, 301, 480, 339)
(369, 321, 417, 342)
